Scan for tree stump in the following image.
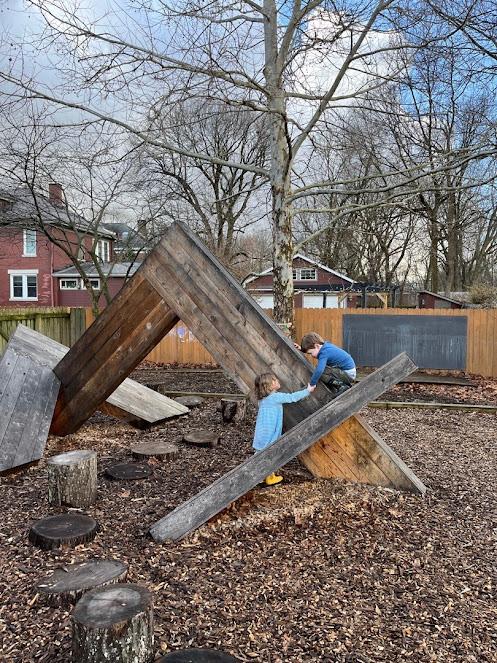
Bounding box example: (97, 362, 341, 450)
(220, 399, 246, 423)
(29, 513, 98, 550)
(131, 441, 179, 461)
(47, 450, 97, 508)
(72, 583, 154, 663)
(174, 396, 205, 408)
(35, 559, 128, 606)
(157, 649, 240, 662)
(182, 430, 221, 449)
(105, 463, 152, 481)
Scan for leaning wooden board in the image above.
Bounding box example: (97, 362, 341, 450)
(10, 325, 188, 427)
(0, 333, 60, 472)
(150, 353, 426, 542)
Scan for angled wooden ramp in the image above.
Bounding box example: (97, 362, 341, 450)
(47, 220, 423, 497)
(0, 328, 60, 472)
(150, 353, 425, 541)
(12, 324, 188, 424)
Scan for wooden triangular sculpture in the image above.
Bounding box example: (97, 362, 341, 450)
(35, 222, 422, 499)
(0, 325, 188, 472)
(150, 353, 424, 541)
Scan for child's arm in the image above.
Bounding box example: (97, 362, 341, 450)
(271, 384, 315, 404)
(309, 354, 327, 386)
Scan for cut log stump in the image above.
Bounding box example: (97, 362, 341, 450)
(131, 441, 179, 461)
(174, 396, 205, 408)
(29, 513, 98, 551)
(104, 463, 152, 481)
(35, 559, 128, 606)
(182, 430, 221, 449)
(220, 399, 246, 423)
(72, 583, 154, 663)
(157, 649, 240, 662)
(47, 450, 97, 507)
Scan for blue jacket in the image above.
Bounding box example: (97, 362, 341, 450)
(310, 341, 355, 386)
(252, 388, 310, 451)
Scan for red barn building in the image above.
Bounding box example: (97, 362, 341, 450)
(0, 184, 135, 308)
(243, 254, 359, 308)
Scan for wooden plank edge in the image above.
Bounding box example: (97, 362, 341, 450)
(369, 401, 497, 414)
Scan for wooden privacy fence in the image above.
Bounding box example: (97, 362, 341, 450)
(88, 307, 497, 377)
(0, 307, 86, 355)
(156, 307, 497, 378)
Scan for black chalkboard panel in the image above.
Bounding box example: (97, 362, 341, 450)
(343, 314, 467, 369)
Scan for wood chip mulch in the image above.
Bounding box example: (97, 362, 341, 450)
(0, 370, 496, 662)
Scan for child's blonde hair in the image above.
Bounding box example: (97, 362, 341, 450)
(254, 372, 276, 400)
(301, 332, 324, 353)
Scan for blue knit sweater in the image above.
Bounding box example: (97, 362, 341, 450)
(252, 388, 310, 451)
(310, 341, 355, 386)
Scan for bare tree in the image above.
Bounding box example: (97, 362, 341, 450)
(1, 0, 454, 327)
(0, 106, 145, 315)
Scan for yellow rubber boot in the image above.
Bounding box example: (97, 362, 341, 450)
(265, 472, 283, 486)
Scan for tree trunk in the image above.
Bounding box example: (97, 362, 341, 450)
(47, 450, 97, 508)
(72, 584, 154, 663)
(428, 213, 439, 293)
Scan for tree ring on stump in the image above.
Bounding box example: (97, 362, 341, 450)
(47, 449, 96, 466)
(35, 559, 128, 605)
(73, 583, 152, 629)
(29, 513, 98, 550)
(104, 463, 152, 480)
(131, 441, 179, 460)
(182, 430, 221, 448)
(157, 649, 241, 662)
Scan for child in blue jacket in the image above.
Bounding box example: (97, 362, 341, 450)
(252, 372, 315, 485)
(297, 331, 356, 396)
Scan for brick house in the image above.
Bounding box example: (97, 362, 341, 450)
(0, 183, 132, 308)
(243, 254, 359, 308)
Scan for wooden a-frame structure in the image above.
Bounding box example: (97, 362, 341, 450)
(1, 221, 425, 501)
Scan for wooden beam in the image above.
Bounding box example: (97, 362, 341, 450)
(51, 270, 179, 436)
(149, 353, 424, 542)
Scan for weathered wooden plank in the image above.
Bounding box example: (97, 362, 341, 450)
(51, 269, 180, 434)
(10, 325, 188, 429)
(150, 353, 425, 542)
(0, 343, 60, 472)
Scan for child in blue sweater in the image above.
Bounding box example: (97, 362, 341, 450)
(252, 372, 315, 485)
(297, 332, 356, 396)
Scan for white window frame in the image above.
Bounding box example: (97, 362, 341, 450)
(23, 229, 37, 257)
(87, 279, 100, 290)
(96, 239, 110, 263)
(60, 278, 80, 290)
(293, 267, 317, 281)
(8, 269, 38, 301)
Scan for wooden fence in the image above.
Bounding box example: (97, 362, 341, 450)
(135, 307, 497, 378)
(8, 306, 495, 378)
(0, 307, 86, 355)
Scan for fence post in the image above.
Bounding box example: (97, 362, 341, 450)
(69, 308, 86, 345)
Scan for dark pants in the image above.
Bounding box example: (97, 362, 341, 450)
(321, 366, 354, 396)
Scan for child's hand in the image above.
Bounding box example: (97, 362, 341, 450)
(294, 342, 301, 350)
(307, 383, 316, 392)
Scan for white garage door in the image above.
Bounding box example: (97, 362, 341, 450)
(303, 293, 341, 308)
(303, 294, 324, 308)
(255, 294, 274, 309)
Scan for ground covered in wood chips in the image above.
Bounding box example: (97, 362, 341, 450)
(0, 368, 496, 662)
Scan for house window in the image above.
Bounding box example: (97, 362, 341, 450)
(96, 240, 110, 262)
(59, 278, 101, 290)
(293, 267, 317, 281)
(9, 270, 38, 300)
(60, 279, 79, 290)
(23, 229, 37, 256)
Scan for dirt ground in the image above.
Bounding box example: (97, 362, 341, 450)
(0, 367, 496, 662)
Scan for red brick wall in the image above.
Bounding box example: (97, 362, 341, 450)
(0, 227, 113, 307)
(56, 278, 123, 307)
